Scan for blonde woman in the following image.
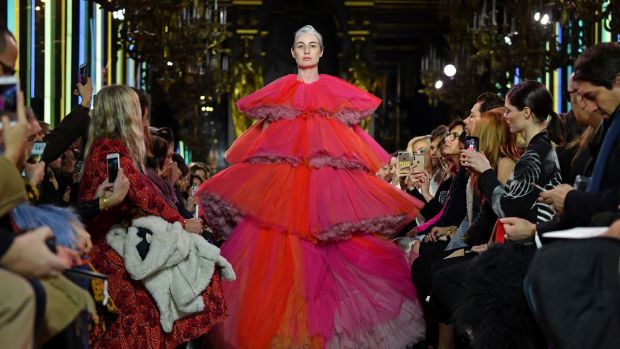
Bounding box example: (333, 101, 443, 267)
(78, 85, 224, 349)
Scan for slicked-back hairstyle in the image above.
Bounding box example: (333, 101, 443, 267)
(573, 42, 620, 89)
(507, 80, 564, 145)
(293, 25, 324, 49)
(477, 92, 504, 113)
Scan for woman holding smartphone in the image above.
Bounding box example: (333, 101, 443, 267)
(431, 81, 562, 349)
(78, 85, 225, 349)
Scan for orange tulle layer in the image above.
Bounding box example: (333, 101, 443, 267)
(196, 162, 422, 241)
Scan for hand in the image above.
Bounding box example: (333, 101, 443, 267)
(471, 244, 488, 254)
(71, 222, 92, 254)
(57, 246, 82, 267)
(75, 77, 93, 108)
(538, 184, 573, 216)
(106, 168, 130, 207)
(500, 217, 536, 241)
(62, 186, 72, 203)
(425, 226, 449, 242)
(23, 161, 45, 186)
(2, 91, 28, 166)
(460, 150, 492, 174)
(184, 218, 203, 234)
(601, 220, 620, 239)
(0, 226, 69, 278)
(186, 195, 197, 212)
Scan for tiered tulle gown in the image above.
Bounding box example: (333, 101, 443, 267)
(197, 74, 426, 348)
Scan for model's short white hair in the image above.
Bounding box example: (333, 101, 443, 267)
(293, 25, 324, 49)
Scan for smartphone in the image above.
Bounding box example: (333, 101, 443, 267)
(191, 185, 200, 218)
(75, 160, 84, 173)
(411, 154, 425, 173)
(464, 136, 479, 152)
(78, 63, 88, 85)
(397, 151, 412, 177)
(27, 141, 47, 164)
(0, 76, 19, 129)
(107, 153, 120, 183)
(531, 183, 547, 192)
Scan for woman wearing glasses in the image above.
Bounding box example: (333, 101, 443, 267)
(431, 80, 562, 349)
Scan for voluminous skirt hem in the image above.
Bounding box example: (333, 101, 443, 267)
(209, 218, 425, 349)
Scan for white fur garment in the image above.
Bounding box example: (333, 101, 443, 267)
(106, 216, 235, 332)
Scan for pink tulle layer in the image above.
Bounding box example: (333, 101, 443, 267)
(209, 218, 425, 349)
(226, 116, 390, 173)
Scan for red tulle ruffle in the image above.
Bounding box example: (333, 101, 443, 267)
(236, 74, 381, 125)
(225, 116, 390, 173)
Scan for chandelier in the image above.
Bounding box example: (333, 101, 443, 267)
(420, 0, 618, 113)
(93, 0, 230, 100)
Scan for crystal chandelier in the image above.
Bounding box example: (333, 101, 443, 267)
(93, 0, 230, 99)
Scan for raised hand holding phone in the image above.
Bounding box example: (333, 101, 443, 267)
(0, 76, 19, 129)
(107, 153, 120, 183)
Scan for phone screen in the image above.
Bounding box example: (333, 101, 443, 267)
(78, 64, 88, 85)
(107, 155, 119, 183)
(464, 136, 479, 152)
(397, 151, 412, 177)
(0, 79, 18, 126)
(411, 154, 425, 173)
(27, 141, 47, 164)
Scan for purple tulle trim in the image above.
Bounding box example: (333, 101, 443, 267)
(199, 191, 410, 242)
(308, 155, 370, 172)
(243, 105, 375, 125)
(243, 154, 371, 172)
(245, 155, 301, 166)
(314, 214, 410, 242)
(199, 192, 243, 238)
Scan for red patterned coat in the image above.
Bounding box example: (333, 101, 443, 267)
(79, 138, 226, 349)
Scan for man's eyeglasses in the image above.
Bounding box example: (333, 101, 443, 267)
(0, 60, 17, 76)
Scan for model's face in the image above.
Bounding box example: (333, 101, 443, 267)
(503, 96, 529, 134)
(291, 33, 323, 69)
(0, 33, 18, 76)
(442, 125, 463, 155)
(573, 77, 620, 117)
(464, 102, 482, 135)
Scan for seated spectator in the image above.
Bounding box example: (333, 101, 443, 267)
(78, 85, 226, 349)
(431, 80, 562, 348)
(502, 42, 620, 349)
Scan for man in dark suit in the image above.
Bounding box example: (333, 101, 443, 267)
(518, 42, 620, 349)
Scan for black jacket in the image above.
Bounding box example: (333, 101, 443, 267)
(563, 109, 620, 227)
(41, 105, 90, 163)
